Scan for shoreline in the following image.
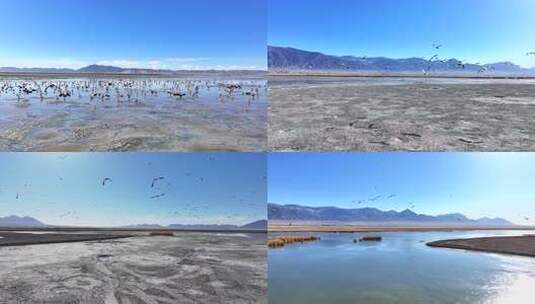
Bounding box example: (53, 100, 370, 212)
(427, 235, 535, 258)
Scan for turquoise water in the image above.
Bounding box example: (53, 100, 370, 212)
(268, 230, 535, 304)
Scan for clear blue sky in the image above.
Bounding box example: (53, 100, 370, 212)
(0, 153, 266, 227)
(0, 0, 266, 70)
(269, 0, 535, 68)
(268, 153, 535, 225)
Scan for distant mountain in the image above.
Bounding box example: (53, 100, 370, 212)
(77, 64, 125, 73)
(0, 64, 170, 74)
(268, 203, 514, 226)
(124, 220, 266, 230)
(268, 46, 535, 74)
(241, 219, 267, 229)
(0, 215, 46, 227)
(474, 217, 513, 226)
(167, 223, 239, 230)
(0, 67, 75, 73)
(122, 224, 165, 229)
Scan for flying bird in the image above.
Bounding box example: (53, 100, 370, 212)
(102, 177, 112, 186)
(368, 195, 381, 202)
(428, 54, 439, 62)
(150, 193, 166, 199)
(151, 177, 165, 188)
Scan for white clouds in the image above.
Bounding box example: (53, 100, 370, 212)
(0, 57, 265, 70)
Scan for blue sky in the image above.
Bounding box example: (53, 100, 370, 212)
(268, 153, 535, 225)
(0, 0, 266, 70)
(0, 153, 266, 227)
(269, 0, 535, 68)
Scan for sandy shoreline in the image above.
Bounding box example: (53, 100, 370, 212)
(427, 235, 535, 258)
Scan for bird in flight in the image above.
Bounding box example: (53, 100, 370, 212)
(150, 193, 166, 199)
(102, 177, 112, 186)
(151, 177, 165, 188)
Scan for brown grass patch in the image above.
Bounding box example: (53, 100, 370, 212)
(268, 236, 320, 248)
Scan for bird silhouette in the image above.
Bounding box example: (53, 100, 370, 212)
(151, 177, 165, 188)
(102, 177, 112, 186)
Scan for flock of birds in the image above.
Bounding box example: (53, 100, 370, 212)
(0, 78, 264, 107)
(4, 154, 263, 223)
(343, 190, 534, 224)
(422, 43, 535, 75)
(350, 192, 416, 210)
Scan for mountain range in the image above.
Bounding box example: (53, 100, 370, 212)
(0, 215, 266, 230)
(0, 215, 47, 227)
(0, 65, 173, 74)
(125, 219, 267, 230)
(268, 46, 535, 74)
(268, 203, 514, 226)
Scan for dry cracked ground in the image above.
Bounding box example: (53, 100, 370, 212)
(0, 233, 266, 304)
(268, 76, 535, 151)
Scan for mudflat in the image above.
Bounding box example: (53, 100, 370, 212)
(427, 235, 535, 257)
(0, 232, 267, 304)
(0, 232, 131, 246)
(269, 76, 535, 151)
(0, 74, 266, 152)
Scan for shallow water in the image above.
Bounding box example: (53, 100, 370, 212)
(0, 77, 267, 151)
(268, 230, 535, 304)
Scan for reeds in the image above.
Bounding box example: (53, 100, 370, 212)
(268, 236, 320, 248)
(357, 236, 382, 242)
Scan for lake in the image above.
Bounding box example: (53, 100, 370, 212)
(268, 230, 535, 304)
